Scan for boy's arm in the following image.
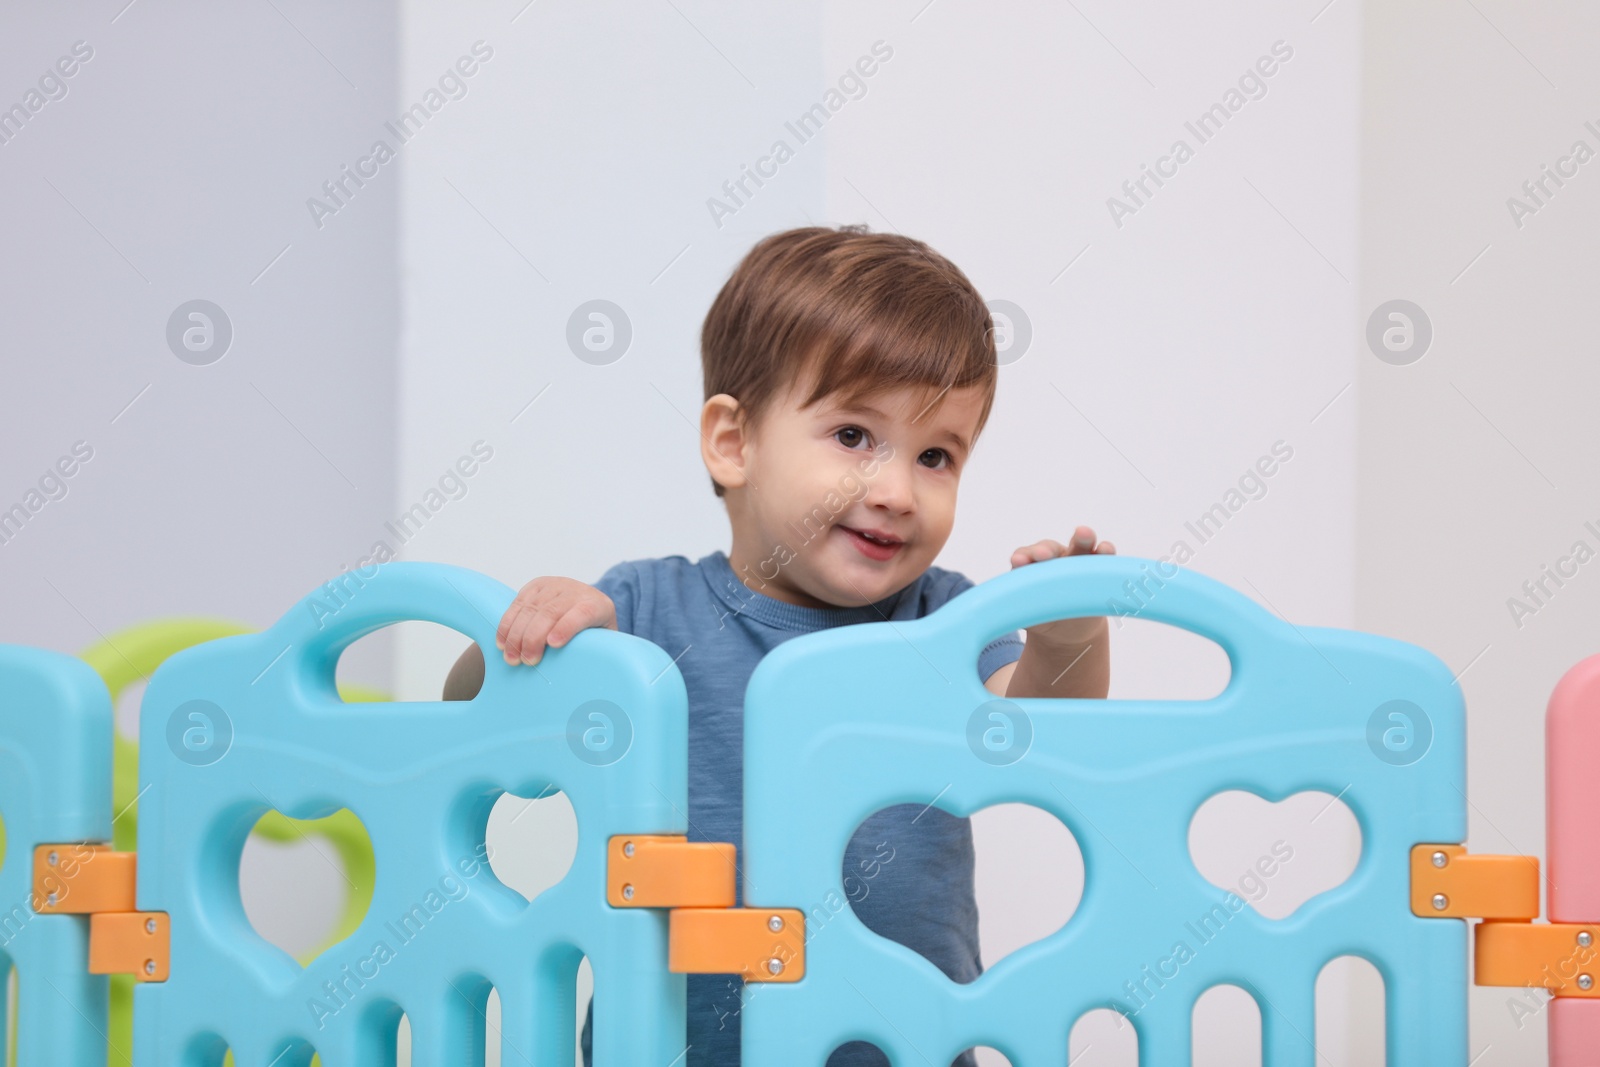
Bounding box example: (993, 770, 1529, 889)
(981, 527, 1115, 701)
(982, 624, 1110, 699)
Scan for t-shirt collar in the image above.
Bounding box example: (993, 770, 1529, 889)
(698, 550, 911, 632)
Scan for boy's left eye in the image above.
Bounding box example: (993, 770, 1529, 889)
(918, 448, 950, 470)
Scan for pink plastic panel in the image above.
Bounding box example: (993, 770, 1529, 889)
(1546, 653, 1600, 1065)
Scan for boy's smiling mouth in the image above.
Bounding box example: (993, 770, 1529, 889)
(838, 524, 905, 561)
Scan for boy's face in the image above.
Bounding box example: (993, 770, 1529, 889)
(715, 377, 988, 609)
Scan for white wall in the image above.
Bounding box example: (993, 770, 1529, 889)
(0, 0, 401, 677)
(1358, 1, 1600, 1062)
(0, 0, 400, 958)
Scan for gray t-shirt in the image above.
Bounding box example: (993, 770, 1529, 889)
(579, 550, 1024, 1067)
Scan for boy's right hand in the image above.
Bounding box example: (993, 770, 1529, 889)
(496, 577, 616, 666)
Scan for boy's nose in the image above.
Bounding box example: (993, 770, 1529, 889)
(862, 453, 915, 514)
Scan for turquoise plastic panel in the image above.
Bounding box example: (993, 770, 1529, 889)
(0, 645, 113, 1067)
(741, 556, 1467, 1065)
(132, 562, 689, 1066)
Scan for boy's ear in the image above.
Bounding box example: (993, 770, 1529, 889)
(700, 393, 750, 493)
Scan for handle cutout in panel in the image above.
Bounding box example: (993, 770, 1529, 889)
(977, 617, 1230, 702)
(334, 620, 474, 702)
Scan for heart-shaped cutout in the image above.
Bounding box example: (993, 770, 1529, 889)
(1188, 790, 1360, 920)
(484, 787, 578, 903)
(239, 808, 374, 967)
(845, 802, 1082, 981)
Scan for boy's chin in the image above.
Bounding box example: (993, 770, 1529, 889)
(816, 558, 915, 605)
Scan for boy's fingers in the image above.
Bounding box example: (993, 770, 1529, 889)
(546, 600, 605, 647)
(1011, 540, 1051, 566)
(545, 606, 582, 648)
(1009, 532, 1115, 570)
(498, 588, 544, 648)
(500, 579, 555, 643)
(518, 619, 552, 666)
(518, 602, 571, 665)
(497, 603, 526, 655)
(496, 603, 520, 648)
(545, 596, 620, 654)
(501, 609, 535, 664)
(504, 597, 560, 663)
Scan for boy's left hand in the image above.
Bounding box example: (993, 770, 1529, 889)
(1009, 525, 1115, 648)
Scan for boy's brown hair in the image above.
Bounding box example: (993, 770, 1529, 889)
(700, 225, 999, 498)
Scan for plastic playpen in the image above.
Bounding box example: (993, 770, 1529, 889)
(0, 556, 1594, 1064)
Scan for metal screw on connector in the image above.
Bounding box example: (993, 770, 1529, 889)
(623, 841, 635, 858)
(46, 892, 57, 908)
(1579, 931, 1593, 948)
(144, 960, 156, 975)
(1432, 894, 1448, 911)
(768, 915, 784, 933)
(145, 918, 157, 934)
(47, 851, 58, 866)
(766, 957, 783, 976)
(622, 884, 634, 901)
(1431, 851, 1448, 868)
(1579, 974, 1594, 991)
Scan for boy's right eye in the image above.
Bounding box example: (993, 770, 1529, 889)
(834, 426, 869, 449)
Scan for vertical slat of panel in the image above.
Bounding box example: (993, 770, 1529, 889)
(0, 647, 112, 1067)
(1547, 654, 1600, 1065)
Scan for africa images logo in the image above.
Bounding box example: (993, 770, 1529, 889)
(1365, 699, 1433, 766)
(967, 698, 1033, 766)
(165, 699, 233, 767)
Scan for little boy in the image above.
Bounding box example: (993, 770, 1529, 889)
(444, 225, 1113, 1066)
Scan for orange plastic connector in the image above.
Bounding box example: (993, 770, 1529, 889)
(33, 844, 135, 908)
(1476, 921, 1600, 997)
(89, 912, 170, 983)
(1410, 844, 1539, 920)
(670, 908, 806, 983)
(607, 835, 736, 908)
(32, 842, 169, 982)
(608, 834, 806, 981)
(32, 844, 135, 914)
